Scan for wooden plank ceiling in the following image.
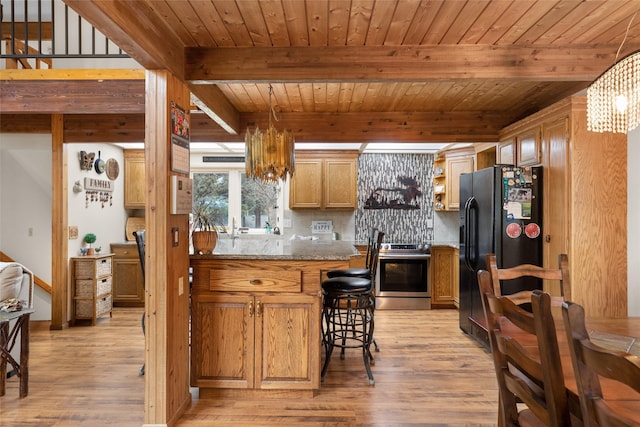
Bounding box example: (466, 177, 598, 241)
(7, 0, 640, 144)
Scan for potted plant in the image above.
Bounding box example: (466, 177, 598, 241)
(84, 233, 97, 255)
(191, 203, 218, 254)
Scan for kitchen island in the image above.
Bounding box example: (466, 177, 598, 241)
(190, 239, 359, 396)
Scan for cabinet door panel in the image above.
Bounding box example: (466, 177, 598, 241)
(517, 128, 541, 166)
(124, 150, 145, 209)
(447, 157, 473, 210)
(191, 294, 254, 389)
(255, 294, 319, 389)
(289, 160, 322, 208)
(112, 259, 144, 306)
(323, 159, 356, 209)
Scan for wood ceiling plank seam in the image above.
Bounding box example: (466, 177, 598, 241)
(235, 0, 273, 47)
(210, 1, 254, 46)
(146, 0, 199, 46)
(401, 0, 441, 44)
(337, 82, 355, 113)
(345, 0, 374, 46)
(166, 0, 218, 47)
(458, 0, 508, 44)
(535, 1, 603, 45)
(282, 0, 311, 46)
(382, 0, 421, 46)
(298, 83, 315, 111)
(387, 82, 415, 111)
(191, 1, 237, 47)
(348, 83, 369, 112)
(565, 1, 637, 45)
(398, 81, 429, 112)
(312, 82, 328, 112)
(283, 82, 304, 113)
(373, 82, 401, 112)
(247, 83, 269, 113)
(327, 0, 350, 46)
(433, 80, 473, 111)
(439, 0, 492, 45)
(420, 0, 466, 45)
(271, 82, 292, 112)
(258, 0, 292, 46)
(224, 83, 257, 112)
(477, 0, 535, 45)
(359, 81, 384, 111)
(549, 1, 616, 45)
(591, 11, 640, 47)
(495, 0, 555, 45)
(304, 0, 327, 46)
(447, 80, 493, 111)
(325, 82, 342, 112)
(363, 0, 396, 46)
(514, 0, 582, 45)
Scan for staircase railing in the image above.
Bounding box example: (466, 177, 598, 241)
(0, 251, 52, 295)
(1, 0, 128, 69)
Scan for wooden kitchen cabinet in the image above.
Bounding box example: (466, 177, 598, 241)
(516, 127, 541, 166)
(433, 148, 474, 211)
(70, 254, 113, 325)
(497, 139, 515, 164)
(430, 246, 458, 309)
(190, 262, 323, 391)
(290, 151, 358, 210)
(110, 243, 144, 307)
(124, 149, 145, 209)
(499, 96, 627, 318)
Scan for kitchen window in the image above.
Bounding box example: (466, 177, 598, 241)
(192, 169, 284, 233)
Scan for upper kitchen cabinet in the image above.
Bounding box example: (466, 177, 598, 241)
(516, 127, 542, 166)
(124, 150, 145, 209)
(433, 148, 474, 211)
(499, 96, 627, 319)
(290, 151, 358, 210)
(497, 139, 515, 165)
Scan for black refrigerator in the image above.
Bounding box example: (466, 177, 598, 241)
(459, 165, 542, 347)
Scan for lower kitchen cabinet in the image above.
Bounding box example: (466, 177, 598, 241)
(431, 246, 459, 309)
(191, 292, 319, 390)
(70, 254, 114, 325)
(110, 243, 144, 307)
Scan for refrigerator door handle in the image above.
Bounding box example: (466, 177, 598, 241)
(467, 197, 479, 270)
(463, 197, 475, 271)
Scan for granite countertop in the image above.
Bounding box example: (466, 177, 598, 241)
(191, 238, 359, 261)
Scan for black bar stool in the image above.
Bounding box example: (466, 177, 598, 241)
(321, 231, 384, 385)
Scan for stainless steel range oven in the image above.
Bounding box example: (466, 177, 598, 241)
(375, 243, 431, 310)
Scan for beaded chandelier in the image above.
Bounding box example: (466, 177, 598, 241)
(245, 85, 295, 182)
(587, 50, 640, 133)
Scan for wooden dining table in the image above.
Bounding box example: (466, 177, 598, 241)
(501, 312, 640, 423)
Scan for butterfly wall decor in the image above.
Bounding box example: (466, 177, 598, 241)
(79, 151, 95, 171)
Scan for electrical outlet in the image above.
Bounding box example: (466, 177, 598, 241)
(284, 218, 292, 228)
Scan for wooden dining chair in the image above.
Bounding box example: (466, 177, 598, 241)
(562, 301, 640, 427)
(487, 253, 571, 307)
(478, 269, 570, 427)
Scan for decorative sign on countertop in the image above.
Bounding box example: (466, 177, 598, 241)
(311, 220, 333, 234)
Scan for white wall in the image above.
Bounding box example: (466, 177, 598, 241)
(0, 138, 129, 320)
(628, 128, 640, 316)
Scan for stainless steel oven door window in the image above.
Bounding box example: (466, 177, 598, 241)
(375, 256, 431, 309)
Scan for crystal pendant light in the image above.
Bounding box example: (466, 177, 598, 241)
(245, 85, 295, 182)
(587, 50, 640, 133)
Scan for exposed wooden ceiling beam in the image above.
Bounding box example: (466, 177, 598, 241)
(185, 45, 639, 83)
(0, 79, 145, 114)
(63, 0, 185, 78)
(189, 84, 240, 135)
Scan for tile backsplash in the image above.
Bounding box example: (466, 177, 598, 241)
(355, 153, 434, 243)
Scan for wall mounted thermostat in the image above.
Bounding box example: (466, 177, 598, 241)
(171, 175, 192, 215)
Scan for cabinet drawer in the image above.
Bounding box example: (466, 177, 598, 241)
(111, 245, 138, 258)
(76, 295, 112, 319)
(209, 269, 301, 292)
(76, 277, 112, 297)
(75, 257, 112, 278)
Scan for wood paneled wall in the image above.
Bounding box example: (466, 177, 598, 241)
(144, 70, 192, 425)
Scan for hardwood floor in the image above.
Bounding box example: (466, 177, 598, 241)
(0, 308, 498, 426)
